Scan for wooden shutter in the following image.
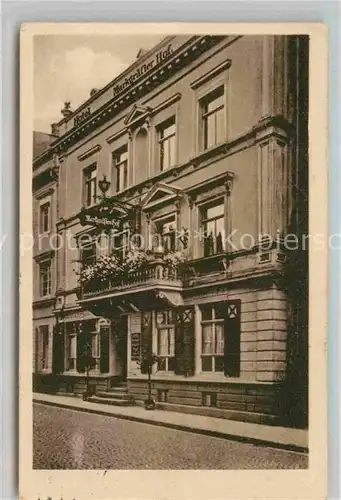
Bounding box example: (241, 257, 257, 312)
(217, 300, 241, 377)
(140, 311, 152, 374)
(174, 307, 195, 376)
(76, 323, 86, 373)
(35, 327, 41, 372)
(52, 323, 65, 374)
(100, 325, 110, 373)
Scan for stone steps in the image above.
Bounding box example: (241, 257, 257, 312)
(88, 383, 135, 407)
(96, 391, 133, 401)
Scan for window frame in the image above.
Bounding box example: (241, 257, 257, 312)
(199, 197, 226, 257)
(200, 304, 225, 373)
(155, 310, 176, 372)
(66, 323, 77, 371)
(81, 240, 97, 268)
(151, 213, 177, 253)
(38, 197, 51, 235)
(158, 116, 176, 172)
(192, 69, 230, 154)
(39, 259, 52, 297)
(112, 145, 129, 193)
(83, 163, 97, 208)
(200, 85, 225, 150)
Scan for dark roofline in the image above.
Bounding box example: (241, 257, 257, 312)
(54, 35, 174, 128)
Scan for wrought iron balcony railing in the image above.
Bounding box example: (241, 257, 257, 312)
(81, 258, 183, 299)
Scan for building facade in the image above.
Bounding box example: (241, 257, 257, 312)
(32, 34, 309, 427)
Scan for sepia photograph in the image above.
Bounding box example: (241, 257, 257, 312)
(20, 22, 328, 500)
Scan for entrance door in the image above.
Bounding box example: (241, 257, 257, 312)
(112, 316, 128, 381)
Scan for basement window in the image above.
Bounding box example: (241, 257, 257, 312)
(201, 392, 217, 407)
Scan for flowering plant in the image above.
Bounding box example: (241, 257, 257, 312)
(125, 247, 154, 274)
(163, 250, 186, 270)
(77, 254, 123, 284)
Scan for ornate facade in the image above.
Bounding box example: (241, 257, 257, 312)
(32, 34, 309, 427)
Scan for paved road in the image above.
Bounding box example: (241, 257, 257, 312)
(33, 403, 308, 470)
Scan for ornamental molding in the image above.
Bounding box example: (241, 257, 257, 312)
(190, 59, 232, 90)
(77, 144, 102, 162)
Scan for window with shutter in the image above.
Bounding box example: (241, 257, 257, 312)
(174, 307, 195, 376)
(156, 310, 175, 372)
(214, 300, 241, 377)
(140, 311, 153, 374)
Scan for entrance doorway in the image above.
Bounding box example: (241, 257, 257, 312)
(112, 316, 128, 381)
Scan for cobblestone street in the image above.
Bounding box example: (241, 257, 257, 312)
(33, 403, 308, 470)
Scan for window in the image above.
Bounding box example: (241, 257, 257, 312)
(201, 200, 225, 256)
(39, 201, 51, 234)
(39, 261, 51, 297)
(66, 322, 77, 370)
(156, 310, 175, 372)
(201, 86, 225, 150)
(158, 117, 176, 171)
(201, 304, 225, 372)
(81, 242, 96, 267)
(37, 325, 49, 370)
(152, 215, 176, 252)
(83, 164, 97, 207)
(113, 146, 128, 193)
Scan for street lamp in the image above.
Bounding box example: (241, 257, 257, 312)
(98, 174, 111, 197)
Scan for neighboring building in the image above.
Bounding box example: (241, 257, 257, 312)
(32, 34, 309, 428)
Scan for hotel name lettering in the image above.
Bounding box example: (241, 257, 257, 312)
(113, 44, 173, 96)
(73, 44, 173, 127)
(83, 214, 120, 229)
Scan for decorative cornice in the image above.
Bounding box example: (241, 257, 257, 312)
(48, 36, 225, 155)
(190, 59, 232, 90)
(33, 249, 55, 262)
(149, 92, 182, 117)
(185, 172, 235, 198)
(77, 144, 102, 162)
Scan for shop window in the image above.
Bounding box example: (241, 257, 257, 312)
(200, 199, 225, 257)
(158, 117, 176, 171)
(200, 85, 225, 150)
(83, 163, 97, 207)
(156, 310, 175, 372)
(201, 304, 225, 373)
(112, 145, 128, 193)
(39, 260, 52, 297)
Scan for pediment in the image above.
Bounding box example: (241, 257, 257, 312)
(141, 182, 182, 211)
(124, 104, 151, 126)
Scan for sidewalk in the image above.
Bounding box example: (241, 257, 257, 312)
(33, 392, 308, 453)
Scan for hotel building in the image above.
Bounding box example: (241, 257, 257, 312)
(32, 34, 309, 427)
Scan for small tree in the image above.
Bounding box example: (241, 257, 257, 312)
(137, 352, 159, 410)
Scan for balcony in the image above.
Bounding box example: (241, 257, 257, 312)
(77, 253, 185, 314)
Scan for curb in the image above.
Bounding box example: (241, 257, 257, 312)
(33, 398, 309, 454)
